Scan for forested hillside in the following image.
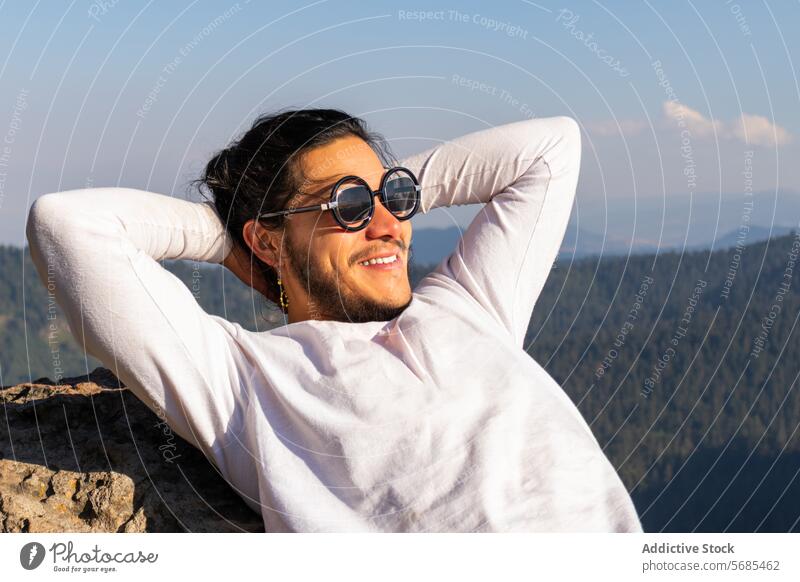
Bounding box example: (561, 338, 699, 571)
(527, 232, 800, 532)
(2, 231, 799, 532)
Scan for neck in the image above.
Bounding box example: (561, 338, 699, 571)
(285, 293, 334, 324)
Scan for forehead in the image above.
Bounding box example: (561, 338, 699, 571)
(298, 135, 386, 194)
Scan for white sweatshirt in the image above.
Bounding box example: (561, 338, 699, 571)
(26, 115, 642, 532)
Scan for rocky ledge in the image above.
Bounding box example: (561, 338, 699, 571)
(0, 368, 263, 533)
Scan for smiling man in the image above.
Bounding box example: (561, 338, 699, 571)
(239, 132, 416, 324)
(26, 107, 643, 532)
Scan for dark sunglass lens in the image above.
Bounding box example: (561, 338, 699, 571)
(335, 183, 372, 224)
(384, 172, 418, 218)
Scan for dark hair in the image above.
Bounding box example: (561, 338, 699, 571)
(191, 107, 396, 312)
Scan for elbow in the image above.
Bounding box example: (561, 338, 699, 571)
(26, 194, 68, 282)
(26, 193, 64, 249)
(26, 192, 81, 258)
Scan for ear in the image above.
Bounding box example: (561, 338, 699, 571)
(242, 218, 280, 269)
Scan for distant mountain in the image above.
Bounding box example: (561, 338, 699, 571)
(559, 222, 661, 258)
(411, 223, 659, 266)
(414, 189, 800, 262)
(408, 226, 462, 266)
(705, 224, 797, 251)
(412, 221, 795, 266)
(571, 189, 800, 249)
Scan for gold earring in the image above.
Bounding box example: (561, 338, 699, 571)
(277, 273, 289, 312)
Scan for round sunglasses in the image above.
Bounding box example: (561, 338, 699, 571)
(258, 166, 421, 231)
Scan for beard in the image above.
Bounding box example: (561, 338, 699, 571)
(283, 231, 414, 324)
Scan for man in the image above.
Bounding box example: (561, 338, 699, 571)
(26, 108, 642, 532)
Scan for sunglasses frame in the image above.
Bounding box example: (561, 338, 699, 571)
(258, 166, 422, 232)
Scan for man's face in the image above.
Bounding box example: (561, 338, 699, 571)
(277, 135, 414, 323)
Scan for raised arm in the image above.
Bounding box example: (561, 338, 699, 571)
(25, 187, 246, 468)
(400, 116, 581, 346)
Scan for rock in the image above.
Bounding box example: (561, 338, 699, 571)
(0, 368, 263, 532)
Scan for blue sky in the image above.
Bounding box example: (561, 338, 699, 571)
(1, 0, 798, 246)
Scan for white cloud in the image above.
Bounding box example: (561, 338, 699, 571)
(730, 112, 793, 147)
(586, 102, 792, 147)
(662, 101, 723, 138)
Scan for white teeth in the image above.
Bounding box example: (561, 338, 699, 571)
(359, 254, 397, 266)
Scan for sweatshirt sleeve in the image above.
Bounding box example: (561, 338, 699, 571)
(399, 116, 581, 347)
(25, 187, 247, 468)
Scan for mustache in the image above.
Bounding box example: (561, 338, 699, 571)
(351, 239, 407, 265)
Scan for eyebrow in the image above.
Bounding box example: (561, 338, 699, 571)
(304, 166, 392, 195)
(298, 176, 345, 201)
(300, 168, 382, 201)
(300, 166, 401, 209)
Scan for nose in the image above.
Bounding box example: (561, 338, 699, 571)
(364, 193, 402, 240)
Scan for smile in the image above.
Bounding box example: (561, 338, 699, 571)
(357, 253, 401, 270)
